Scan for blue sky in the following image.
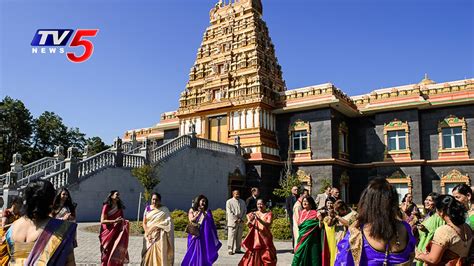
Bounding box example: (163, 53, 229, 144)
(1, 0, 473, 144)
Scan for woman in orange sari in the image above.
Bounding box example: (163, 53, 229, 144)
(99, 190, 130, 266)
(239, 198, 277, 266)
(0, 197, 22, 265)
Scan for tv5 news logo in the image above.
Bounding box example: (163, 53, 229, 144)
(31, 29, 99, 63)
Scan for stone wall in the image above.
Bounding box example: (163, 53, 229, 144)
(70, 147, 245, 221)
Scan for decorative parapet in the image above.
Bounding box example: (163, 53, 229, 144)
(353, 78, 474, 112)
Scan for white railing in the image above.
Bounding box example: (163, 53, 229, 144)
(123, 154, 146, 168)
(17, 161, 65, 187)
(124, 145, 143, 155)
(18, 157, 57, 179)
(77, 150, 116, 178)
(151, 135, 191, 163)
(0, 172, 9, 186)
(43, 168, 69, 189)
(196, 138, 237, 154)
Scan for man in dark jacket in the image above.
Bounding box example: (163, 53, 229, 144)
(245, 187, 260, 213)
(285, 186, 299, 252)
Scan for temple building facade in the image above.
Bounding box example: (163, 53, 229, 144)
(124, 0, 474, 204)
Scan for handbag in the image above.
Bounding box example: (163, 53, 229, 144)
(185, 222, 200, 236)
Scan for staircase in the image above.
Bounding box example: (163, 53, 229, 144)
(1, 134, 241, 201)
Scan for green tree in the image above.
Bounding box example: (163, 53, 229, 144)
(86, 136, 110, 155)
(0, 96, 33, 169)
(67, 127, 86, 150)
(273, 173, 302, 198)
(131, 164, 161, 202)
(273, 151, 301, 198)
(32, 111, 69, 157)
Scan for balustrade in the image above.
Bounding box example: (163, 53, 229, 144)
(77, 151, 116, 178)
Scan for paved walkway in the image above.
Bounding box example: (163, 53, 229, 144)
(76, 223, 294, 265)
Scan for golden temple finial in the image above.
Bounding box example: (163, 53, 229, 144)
(419, 73, 435, 85)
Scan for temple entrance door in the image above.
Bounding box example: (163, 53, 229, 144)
(208, 116, 228, 143)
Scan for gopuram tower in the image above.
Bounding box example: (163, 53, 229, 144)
(176, 0, 285, 162)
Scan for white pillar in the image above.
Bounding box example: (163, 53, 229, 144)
(196, 117, 202, 134)
(263, 110, 268, 129)
(251, 109, 255, 128)
(246, 109, 252, 128)
(240, 110, 246, 129)
(236, 111, 241, 130)
(255, 108, 260, 128)
(230, 112, 234, 130)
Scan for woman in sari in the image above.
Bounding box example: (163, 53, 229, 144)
(335, 177, 416, 265)
(52, 188, 77, 222)
(401, 193, 420, 229)
(100, 190, 129, 266)
(322, 198, 337, 266)
(415, 195, 473, 265)
(6, 180, 76, 265)
(292, 195, 322, 266)
(141, 193, 174, 266)
(0, 197, 22, 265)
(452, 184, 474, 229)
(333, 199, 357, 244)
(182, 195, 222, 266)
(414, 193, 445, 266)
(239, 198, 277, 266)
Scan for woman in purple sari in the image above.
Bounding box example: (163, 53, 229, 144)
(6, 180, 76, 265)
(182, 195, 222, 266)
(335, 177, 416, 265)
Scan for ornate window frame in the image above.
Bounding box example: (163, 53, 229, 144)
(437, 115, 469, 160)
(440, 169, 470, 194)
(289, 120, 312, 160)
(386, 171, 412, 201)
(338, 122, 349, 160)
(340, 171, 350, 202)
(383, 119, 411, 161)
(296, 170, 312, 193)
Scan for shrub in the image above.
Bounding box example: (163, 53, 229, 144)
(130, 221, 145, 235)
(271, 206, 286, 219)
(271, 218, 291, 240)
(171, 209, 187, 220)
(212, 208, 226, 229)
(171, 209, 188, 231)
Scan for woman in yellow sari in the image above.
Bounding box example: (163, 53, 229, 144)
(6, 180, 76, 265)
(322, 197, 337, 266)
(141, 193, 174, 266)
(0, 197, 22, 265)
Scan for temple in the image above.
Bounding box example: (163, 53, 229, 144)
(123, 0, 474, 203)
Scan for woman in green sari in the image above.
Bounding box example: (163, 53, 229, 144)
(415, 192, 445, 266)
(452, 184, 474, 229)
(292, 196, 322, 266)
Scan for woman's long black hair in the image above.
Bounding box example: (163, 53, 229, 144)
(103, 190, 125, 209)
(356, 177, 400, 241)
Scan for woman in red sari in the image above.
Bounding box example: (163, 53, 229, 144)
(100, 190, 130, 266)
(239, 198, 277, 266)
